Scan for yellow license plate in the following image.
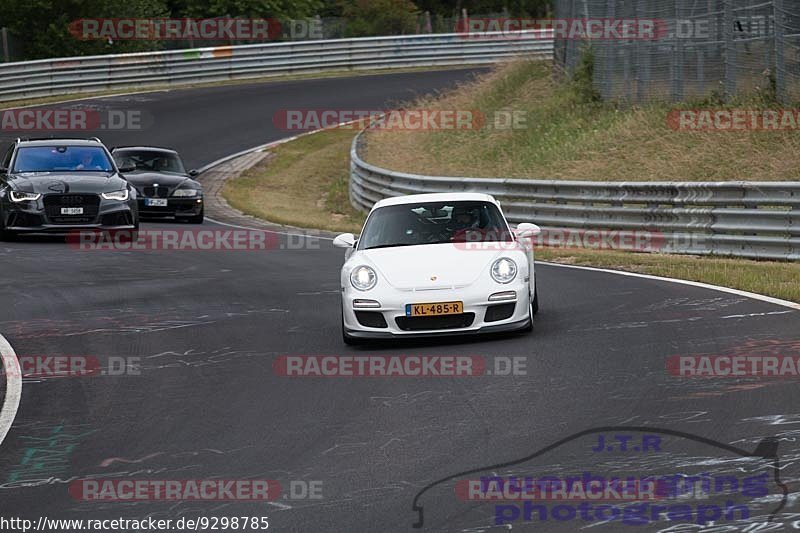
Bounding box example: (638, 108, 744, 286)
(406, 301, 463, 317)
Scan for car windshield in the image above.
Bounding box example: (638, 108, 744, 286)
(358, 201, 512, 250)
(12, 146, 113, 173)
(114, 150, 186, 174)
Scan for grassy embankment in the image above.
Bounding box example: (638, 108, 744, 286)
(224, 60, 800, 302)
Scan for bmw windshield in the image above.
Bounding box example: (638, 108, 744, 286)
(113, 150, 186, 174)
(357, 201, 513, 250)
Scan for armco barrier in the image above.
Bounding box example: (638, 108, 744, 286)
(350, 130, 800, 260)
(0, 31, 552, 102)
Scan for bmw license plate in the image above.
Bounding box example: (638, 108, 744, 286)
(60, 207, 84, 215)
(406, 301, 463, 317)
(145, 198, 168, 207)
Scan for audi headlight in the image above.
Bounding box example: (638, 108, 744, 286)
(172, 188, 199, 198)
(491, 257, 517, 284)
(350, 265, 377, 291)
(10, 191, 41, 202)
(102, 189, 129, 201)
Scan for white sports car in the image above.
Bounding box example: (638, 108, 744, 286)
(334, 192, 541, 344)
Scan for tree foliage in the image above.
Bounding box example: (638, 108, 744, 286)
(0, 0, 169, 58)
(173, 0, 322, 19)
(338, 0, 418, 37)
(415, 0, 551, 17)
(0, 0, 552, 60)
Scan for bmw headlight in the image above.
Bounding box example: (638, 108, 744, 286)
(491, 257, 517, 284)
(172, 188, 199, 198)
(350, 265, 377, 291)
(10, 191, 41, 202)
(101, 189, 129, 201)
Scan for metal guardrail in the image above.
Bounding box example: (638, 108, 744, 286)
(0, 31, 552, 102)
(350, 130, 800, 260)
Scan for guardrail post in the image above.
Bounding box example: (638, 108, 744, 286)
(723, 0, 736, 99)
(1, 28, 9, 63)
(602, 0, 615, 100)
(773, 0, 786, 104)
(672, 0, 685, 102)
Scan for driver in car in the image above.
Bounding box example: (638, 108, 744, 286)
(451, 205, 480, 231)
(154, 157, 171, 172)
(448, 205, 483, 242)
(75, 152, 103, 171)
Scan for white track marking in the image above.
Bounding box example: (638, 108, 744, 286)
(199, 118, 368, 241)
(205, 216, 335, 241)
(2, 89, 170, 111)
(0, 333, 21, 446)
(196, 117, 367, 174)
(539, 261, 800, 311)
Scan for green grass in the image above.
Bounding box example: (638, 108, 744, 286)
(223, 126, 365, 233)
(365, 60, 800, 181)
(537, 248, 800, 303)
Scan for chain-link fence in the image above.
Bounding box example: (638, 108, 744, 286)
(554, 0, 800, 104)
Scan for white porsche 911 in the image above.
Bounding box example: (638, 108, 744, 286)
(334, 193, 541, 344)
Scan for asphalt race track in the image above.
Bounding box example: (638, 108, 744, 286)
(0, 69, 799, 532)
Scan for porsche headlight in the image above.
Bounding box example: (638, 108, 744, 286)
(102, 189, 129, 201)
(491, 257, 517, 284)
(10, 191, 41, 202)
(172, 188, 199, 198)
(350, 265, 377, 291)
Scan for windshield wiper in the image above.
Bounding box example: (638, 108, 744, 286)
(363, 243, 418, 250)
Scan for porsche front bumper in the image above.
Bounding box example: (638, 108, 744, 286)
(341, 280, 532, 339)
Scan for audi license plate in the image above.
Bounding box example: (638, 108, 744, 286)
(60, 207, 84, 215)
(405, 301, 463, 317)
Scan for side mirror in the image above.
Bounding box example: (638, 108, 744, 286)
(118, 163, 136, 173)
(514, 223, 541, 237)
(333, 233, 356, 248)
(189, 169, 199, 177)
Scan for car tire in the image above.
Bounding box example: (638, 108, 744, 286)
(0, 210, 16, 242)
(128, 220, 140, 242)
(187, 208, 204, 225)
(0, 228, 16, 242)
(521, 283, 538, 333)
(521, 303, 534, 333)
(111, 225, 138, 244)
(342, 330, 359, 346)
(341, 305, 362, 346)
